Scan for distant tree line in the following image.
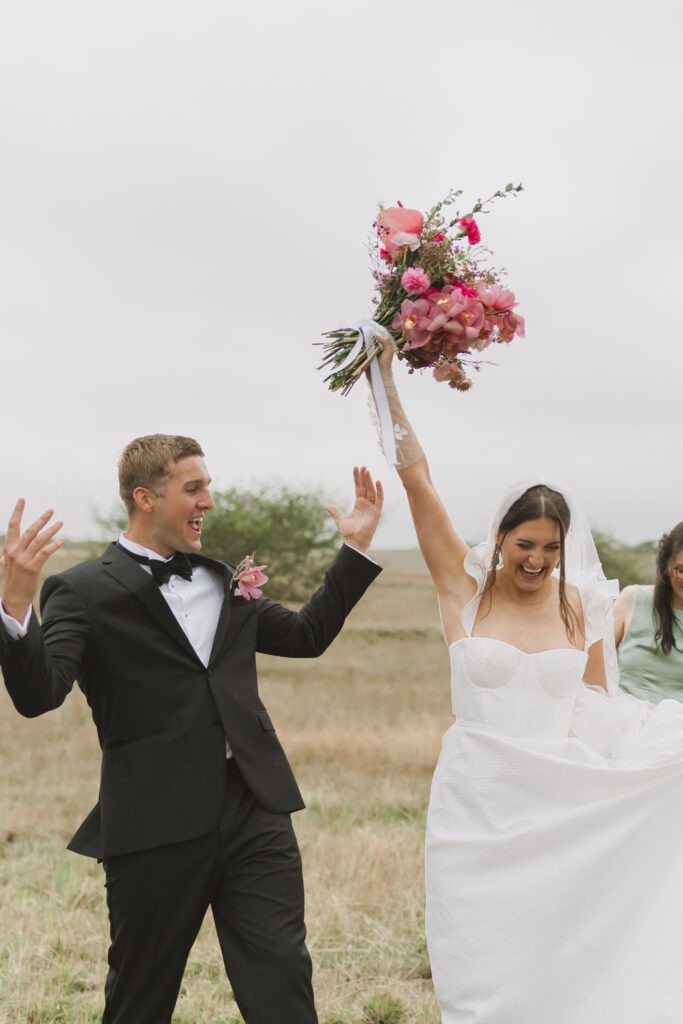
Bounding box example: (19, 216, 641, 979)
(85, 493, 660, 600)
(592, 530, 656, 587)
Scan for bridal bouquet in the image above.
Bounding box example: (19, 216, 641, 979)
(318, 184, 524, 393)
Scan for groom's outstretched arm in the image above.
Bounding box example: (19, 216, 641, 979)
(255, 544, 382, 658)
(0, 499, 84, 717)
(1, 578, 90, 717)
(255, 465, 383, 658)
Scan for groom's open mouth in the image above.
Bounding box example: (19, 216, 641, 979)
(189, 518, 203, 535)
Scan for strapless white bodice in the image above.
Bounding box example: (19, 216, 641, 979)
(449, 636, 587, 739)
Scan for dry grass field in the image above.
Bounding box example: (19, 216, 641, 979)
(0, 548, 451, 1023)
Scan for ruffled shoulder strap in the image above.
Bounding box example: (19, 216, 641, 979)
(575, 572, 620, 693)
(459, 541, 490, 638)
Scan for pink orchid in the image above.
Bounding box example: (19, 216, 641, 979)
(425, 288, 486, 344)
(376, 205, 424, 260)
(419, 286, 448, 326)
(459, 217, 481, 245)
(434, 331, 476, 357)
(428, 284, 459, 313)
(233, 555, 268, 601)
(477, 285, 525, 342)
(392, 298, 434, 350)
(477, 284, 518, 312)
(449, 296, 486, 341)
(401, 267, 431, 295)
(493, 310, 526, 342)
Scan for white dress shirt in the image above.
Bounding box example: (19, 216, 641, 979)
(116, 535, 225, 669)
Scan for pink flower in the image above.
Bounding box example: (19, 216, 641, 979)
(443, 298, 486, 343)
(233, 555, 268, 600)
(401, 267, 431, 295)
(425, 287, 486, 344)
(494, 311, 526, 342)
(433, 233, 446, 243)
(475, 284, 525, 342)
(477, 283, 518, 312)
(459, 217, 481, 245)
(392, 297, 434, 350)
(376, 205, 424, 260)
(425, 285, 460, 326)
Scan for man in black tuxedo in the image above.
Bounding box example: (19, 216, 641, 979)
(0, 433, 383, 1024)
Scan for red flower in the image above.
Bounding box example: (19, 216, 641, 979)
(454, 282, 477, 298)
(459, 217, 481, 245)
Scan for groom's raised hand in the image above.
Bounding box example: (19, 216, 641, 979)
(1, 500, 64, 622)
(324, 466, 383, 555)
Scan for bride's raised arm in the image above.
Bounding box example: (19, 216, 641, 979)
(369, 340, 476, 610)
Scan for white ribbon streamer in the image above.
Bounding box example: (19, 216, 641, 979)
(330, 317, 398, 464)
(344, 318, 397, 466)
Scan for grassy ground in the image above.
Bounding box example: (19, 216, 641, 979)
(0, 549, 450, 1023)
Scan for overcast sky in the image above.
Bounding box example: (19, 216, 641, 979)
(2, 0, 681, 552)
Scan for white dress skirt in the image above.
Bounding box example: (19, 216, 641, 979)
(425, 635, 683, 1024)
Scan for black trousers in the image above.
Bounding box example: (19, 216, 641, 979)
(101, 761, 317, 1024)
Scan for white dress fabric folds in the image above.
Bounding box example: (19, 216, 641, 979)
(425, 633, 683, 1023)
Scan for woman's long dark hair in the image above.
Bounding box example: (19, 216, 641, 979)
(653, 522, 683, 654)
(481, 484, 581, 644)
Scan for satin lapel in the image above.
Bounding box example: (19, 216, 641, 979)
(101, 543, 201, 662)
(204, 557, 235, 665)
(196, 555, 253, 666)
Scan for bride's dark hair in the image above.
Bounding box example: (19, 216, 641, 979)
(653, 523, 683, 654)
(482, 484, 581, 644)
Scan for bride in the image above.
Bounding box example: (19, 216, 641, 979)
(368, 340, 683, 1024)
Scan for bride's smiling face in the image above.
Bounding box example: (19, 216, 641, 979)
(498, 517, 562, 591)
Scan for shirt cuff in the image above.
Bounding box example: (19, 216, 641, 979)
(343, 541, 380, 567)
(0, 602, 32, 639)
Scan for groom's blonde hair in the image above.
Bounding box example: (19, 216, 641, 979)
(118, 434, 204, 515)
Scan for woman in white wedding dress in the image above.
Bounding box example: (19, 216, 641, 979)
(368, 342, 683, 1024)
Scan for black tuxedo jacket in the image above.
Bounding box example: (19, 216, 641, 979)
(0, 542, 381, 859)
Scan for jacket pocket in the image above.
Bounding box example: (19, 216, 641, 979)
(257, 710, 276, 732)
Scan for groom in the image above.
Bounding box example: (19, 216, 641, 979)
(0, 434, 383, 1024)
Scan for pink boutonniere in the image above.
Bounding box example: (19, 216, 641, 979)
(232, 554, 268, 601)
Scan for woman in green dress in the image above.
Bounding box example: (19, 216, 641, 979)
(614, 522, 683, 701)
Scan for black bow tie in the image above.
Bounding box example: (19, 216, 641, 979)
(120, 547, 195, 585)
